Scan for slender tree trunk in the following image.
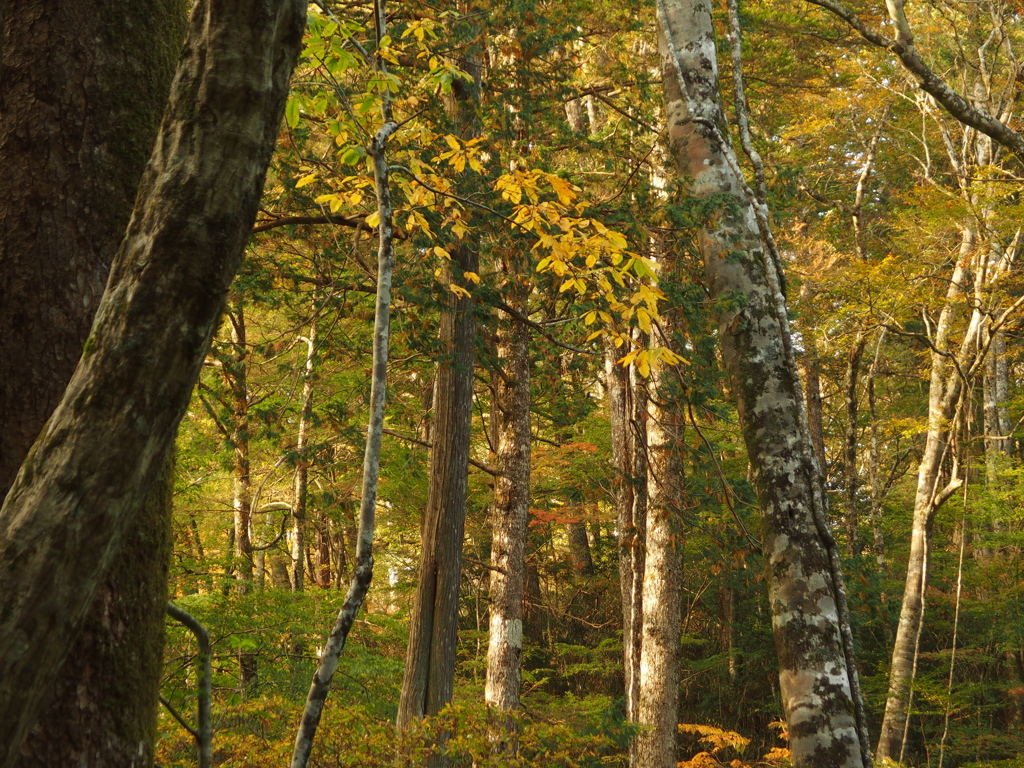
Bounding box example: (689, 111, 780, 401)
(797, 291, 827, 471)
(292, 326, 317, 592)
(0, 0, 305, 760)
(635, 323, 685, 768)
(843, 333, 866, 557)
(0, 4, 186, 765)
(657, 1, 870, 764)
(226, 303, 255, 592)
(484, 280, 531, 719)
(867, 330, 887, 572)
(397, 244, 478, 738)
(607, 338, 648, 745)
(876, 228, 982, 762)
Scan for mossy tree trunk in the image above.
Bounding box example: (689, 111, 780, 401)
(0, 0, 306, 762)
(0, 3, 186, 765)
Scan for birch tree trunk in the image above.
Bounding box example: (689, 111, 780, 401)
(657, 1, 869, 765)
(875, 228, 982, 761)
(484, 269, 531, 720)
(292, 326, 317, 592)
(0, 0, 305, 762)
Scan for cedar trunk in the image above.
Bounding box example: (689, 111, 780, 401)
(397, 245, 478, 737)
(0, 1, 305, 762)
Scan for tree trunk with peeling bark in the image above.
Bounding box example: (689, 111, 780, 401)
(0, 1, 305, 762)
(0, 3, 185, 765)
(484, 268, 531, 721)
(657, 1, 869, 765)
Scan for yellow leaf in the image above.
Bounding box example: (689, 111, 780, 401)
(636, 351, 650, 378)
(607, 230, 627, 250)
(463, 271, 481, 284)
(449, 283, 471, 299)
(366, 210, 380, 227)
(444, 134, 461, 151)
(433, 246, 451, 260)
(296, 173, 318, 188)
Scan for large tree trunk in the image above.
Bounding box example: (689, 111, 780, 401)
(0, 1, 305, 762)
(396, 244, 478, 738)
(657, 1, 869, 765)
(635, 323, 685, 768)
(484, 272, 531, 719)
(0, 3, 186, 765)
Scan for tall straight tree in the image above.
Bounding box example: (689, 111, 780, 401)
(0, 2, 186, 764)
(606, 336, 647, 755)
(396, 243, 479, 736)
(484, 255, 532, 717)
(655, 0, 871, 766)
(635, 317, 685, 768)
(0, 0, 306, 762)
(397, 41, 481, 741)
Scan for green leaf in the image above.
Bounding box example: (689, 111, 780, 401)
(285, 97, 301, 129)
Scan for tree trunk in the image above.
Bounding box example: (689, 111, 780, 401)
(867, 330, 887, 572)
(0, 1, 305, 761)
(0, 3, 186, 765)
(397, 244, 478, 737)
(876, 228, 983, 762)
(567, 521, 595, 576)
(484, 280, 531, 719)
(292, 326, 317, 592)
(606, 338, 647, 742)
(225, 303, 255, 591)
(635, 324, 685, 768)
(657, 1, 869, 764)
(843, 333, 866, 557)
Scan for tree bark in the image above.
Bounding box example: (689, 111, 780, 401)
(875, 228, 982, 761)
(635, 323, 685, 768)
(843, 333, 866, 557)
(225, 302, 255, 590)
(657, 1, 869, 764)
(397, 243, 478, 738)
(0, 1, 305, 762)
(484, 277, 531, 719)
(606, 338, 647, 744)
(292, 326, 317, 592)
(0, 4, 186, 766)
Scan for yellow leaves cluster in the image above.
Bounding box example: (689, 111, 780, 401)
(436, 135, 487, 173)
